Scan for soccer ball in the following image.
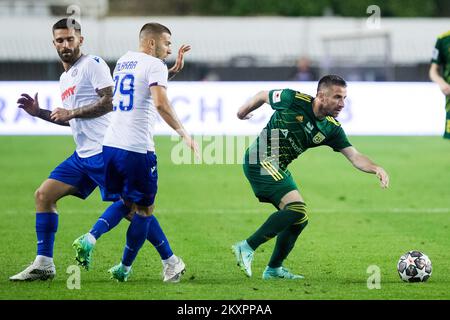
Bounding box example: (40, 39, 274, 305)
(397, 250, 432, 282)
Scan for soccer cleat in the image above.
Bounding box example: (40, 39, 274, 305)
(9, 262, 56, 281)
(231, 240, 254, 277)
(108, 263, 132, 282)
(262, 266, 304, 280)
(72, 234, 95, 270)
(162, 256, 186, 283)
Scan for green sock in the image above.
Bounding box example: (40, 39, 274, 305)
(247, 202, 307, 250)
(268, 202, 308, 268)
(268, 220, 308, 268)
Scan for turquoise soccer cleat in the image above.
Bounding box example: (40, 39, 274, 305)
(108, 263, 132, 282)
(72, 234, 95, 270)
(231, 240, 254, 277)
(262, 266, 304, 280)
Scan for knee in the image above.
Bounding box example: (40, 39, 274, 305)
(136, 204, 154, 217)
(34, 187, 55, 205)
(284, 201, 309, 226)
(293, 214, 308, 234)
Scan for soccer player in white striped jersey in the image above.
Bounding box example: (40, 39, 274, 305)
(10, 18, 189, 282)
(100, 22, 198, 282)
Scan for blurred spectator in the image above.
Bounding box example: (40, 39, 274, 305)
(291, 56, 315, 81)
(202, 71, 221, 81)
(200, 67, 221, 81)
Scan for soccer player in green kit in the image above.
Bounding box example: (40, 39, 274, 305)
(429, 30, 450, 139)
(232, 75, 390, 280)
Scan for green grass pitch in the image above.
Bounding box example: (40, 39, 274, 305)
(0, 135, 449, 300)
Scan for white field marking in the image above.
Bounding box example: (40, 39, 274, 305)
(157, 207, 450, 214)
(23, 207, 450, 215)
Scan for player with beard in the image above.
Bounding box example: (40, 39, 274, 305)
(232, 75, 389, 279)
(10, 18, 188, 282)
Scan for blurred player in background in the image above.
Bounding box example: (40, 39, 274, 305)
(232, 75, 389, 280)
(96, 22, 198, 282)
(429, 30, 450, 140)
(10, 18, 189, 282)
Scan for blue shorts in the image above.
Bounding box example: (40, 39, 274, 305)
(103, 146, 158, 207)
(49, 152, 120, 201)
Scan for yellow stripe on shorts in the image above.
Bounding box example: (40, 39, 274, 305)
(261, 161, 283, 181)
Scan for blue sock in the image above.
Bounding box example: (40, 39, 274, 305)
(36, 212, 58, 258)
(122, 214, 151, 266)
(90, 201, 129, 240)
(147, 215, 173, 260)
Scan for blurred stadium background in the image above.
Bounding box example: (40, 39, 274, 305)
(1, 0, 448, 136)
(0, 0, 448, 81)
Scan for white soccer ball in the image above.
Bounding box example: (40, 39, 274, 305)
(397, 250, 432, 282)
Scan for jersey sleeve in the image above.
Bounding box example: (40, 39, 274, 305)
(431, 37, 442, 65)
(326, 126, 352, 152)
(268, 89, 295, 111)
(86, 56, 114, 90)
(147, 59, 169, 88)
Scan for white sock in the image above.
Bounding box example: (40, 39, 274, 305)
(121, 263, 131, 272)
(86, 232, 97, 245)
(35, 255, 53, 265)
(162, 254, 178, 265)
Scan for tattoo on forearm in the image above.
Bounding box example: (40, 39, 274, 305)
(71, 86, 114, 119)
(38, 109, 70, 126)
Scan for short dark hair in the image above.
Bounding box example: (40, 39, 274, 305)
(139, 22, 171, 38)
(52, 18, 81, 34)
(317, 75, 347, 92)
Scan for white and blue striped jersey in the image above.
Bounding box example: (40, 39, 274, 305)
(103, 51, 168, 153)
(59, 54, 114, 158)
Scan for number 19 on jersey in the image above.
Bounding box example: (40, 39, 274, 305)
(113, 74, 135, 111)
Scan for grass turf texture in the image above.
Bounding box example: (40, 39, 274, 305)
(0, 135, 449, 300)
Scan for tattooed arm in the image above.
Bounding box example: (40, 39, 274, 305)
(38, 109, 70, 126)
(17, 87, 114, 126)
(50, 86, 114, 122)
(17, 92, 69, 126)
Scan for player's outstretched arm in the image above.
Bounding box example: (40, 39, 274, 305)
(237, 90, 269, 120)
(151, 85, 199, 157)
(17, 92, 69, 126)
(50, 86, 114, 122)
(429, 63, 450, 96)
(340, 146, 389, 188)
(168, 44, 191, 80)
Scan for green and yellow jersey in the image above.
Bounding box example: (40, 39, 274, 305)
(431, 30, 450, 137)
(431, 30, 450, 86)
(246, 88, 351, 172)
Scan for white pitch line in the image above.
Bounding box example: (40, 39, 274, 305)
(51, 207, 450, 214)
(16, 207, 448, 215)
(147, 207, 450, 214)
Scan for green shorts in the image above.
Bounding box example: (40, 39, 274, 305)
(243, 160, 298, 208)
